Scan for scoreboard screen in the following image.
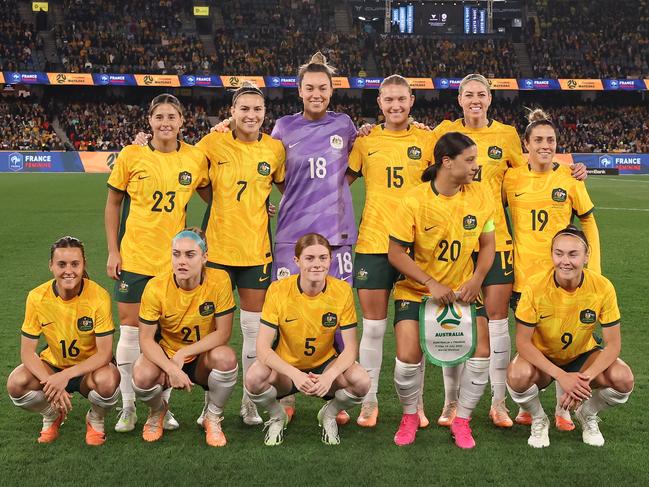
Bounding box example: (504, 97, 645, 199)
(392, 2, 489, 35)
(417, 4, 463, 34)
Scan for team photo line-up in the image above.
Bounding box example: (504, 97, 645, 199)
(6, 53, 634, 450)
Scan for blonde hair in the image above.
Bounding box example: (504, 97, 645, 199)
(523, 107, 555, 142)
(458, 73, 490, 94)
(379, 74, 412, 95)
(298, 51, 337, 86)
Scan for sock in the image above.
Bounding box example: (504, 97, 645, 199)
(245, 385, 283, 418)
(581, 387, 632, 416)
(417, 359, 426, 408)
(442, 364, 464, 404)
(394, 358, 423, 415)
(207, 366, 238, 416)
(162, 387, 172, 405)
(488, 318, 510, 404)
(10, 390, 57, 417)
(240, 310, 261, 398)
(456, 357, 490, 419)
(88, 389, 120, 432)
(507, 383, 545, 419)
(324, 388, 364, 417)
(132, 382, 164, 412)
(116, 325, 140, 409)
(358, 317, 388, 403)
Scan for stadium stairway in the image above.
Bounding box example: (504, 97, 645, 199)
(513, 42, 534, 78)
(40, 31, 61, 70)
(334, 2, 353, 34)
(51, 117, 72, 149)
(17, 1, 32, 23)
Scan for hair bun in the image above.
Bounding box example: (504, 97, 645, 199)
(309, 51, 326, 65)
(527, 108, 550, 123)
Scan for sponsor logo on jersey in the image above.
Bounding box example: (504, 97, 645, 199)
(436, 303, 462, 330)
(355, 268, 368, 281)
(488, 146, 503, 160)
(552, 188, 567, 202)
(77, 316, 94, 332)
(579, 309, 597, 324)
(330, 134, 344, 150)
(322, 312, 338, 328)
(257, 161, 271, 176)
(178, 171, 192, 186)
(199, 301, 216, 316)
(118, 281, 129, 293)
(276, 267, 291, 280)
(463, 214, 477, 230)
(408, 146, 422, 160)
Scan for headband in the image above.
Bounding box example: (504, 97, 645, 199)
(232, 86, 264, 105)
(173, 230, 207, 253)
(552, 230, 589, 250)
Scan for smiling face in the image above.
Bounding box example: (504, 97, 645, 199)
(377, 83, 414, 129)
(443, 144, 479, 184)
(552, 234, 589, 283)
(525, 124, 557, 166)
(458, 80, 492, 123)
(230, 93, 265, 138)
(149, 103, 183, 143)
(299, 71, 332, 119)
(294, 244, 331, 283)
(49, 247, 85, 296)
(172, 237, 207, 281)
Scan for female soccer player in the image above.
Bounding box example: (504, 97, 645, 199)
(388, 132, 495, 449)
(244, 233, 370, 446)
(347, 74, 434, 428)
(132, 228, 238, 447)
(195, 82, 285, 425)
(507, 226, 633, 448)
(105, 93, 209, 432)
(503, 109, 601, 430)
(429, 74, 587, 428)
(7, 236, 119, 445)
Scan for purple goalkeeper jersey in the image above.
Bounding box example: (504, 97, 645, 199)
(272, 111, 358, 246)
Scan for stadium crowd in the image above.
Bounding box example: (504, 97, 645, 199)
(0, 0, 42, 71)
(0, 97, 64, 150)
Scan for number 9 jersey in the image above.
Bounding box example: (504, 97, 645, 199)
(107, 142, 209, 276)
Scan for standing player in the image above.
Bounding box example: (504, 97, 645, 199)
(195, 82, 285, 425)
(346, 75, 434, 428)
(106, 94, 209, 432)
(507, 226, 633, 448)
(245, 233, 370, 446)
(133, 228, 238, 447)
(429, 74, 587, 428)
(388, 132, 496, 449)
(7, 236, 120, 445)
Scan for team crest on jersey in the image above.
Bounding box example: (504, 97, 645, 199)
(118, 281, 129, 294)
(77, 316, 94, 332)
(407, 146, 422, 160)
(276, 267, 291, 280)
(257, 161, 271, 176)
(322, 312, 338, 328)
(579, 309, 597, 324)
(355, 268, 368, 281)
(552, 188, 567, 202)
(330, 134, 344, 150)
(463, 214, 477, 230)
(199, 301, 215, 316)
(178, 171, 192, 186)
(488, 146, 503, 160)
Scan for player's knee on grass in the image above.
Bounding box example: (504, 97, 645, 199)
(245, 361, 272, 394)
(206, 346, 238, 371)
(506, 359, 536, 392)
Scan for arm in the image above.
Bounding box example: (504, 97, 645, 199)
(388, 239, 455, 304)
(457, 229, 495, 303)
(582, 325, 621, 381)
(579, 213, 601, 273)
(172, 312, 234, 364)
(345, 169, 359, 186)
(104, 189, 124, 280)
(311, 327, 358, 397)
(20, 335, 53, 383)
(139, 321, 192, 391)
(570, 163, 588, 181)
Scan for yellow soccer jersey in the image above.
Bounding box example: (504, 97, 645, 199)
(430, 119, 525, 251)
(139, 268, 236, 362)
(260, 275, 357, 370)
(107, 142, 209, 276)
(197, 131, 286, 266)
(348, 124, 434, 254)
(504, 163, 595, 292)
(515, 268, 620, 366)
(391, 181, 495, 302)
(21, 279, 115, 369)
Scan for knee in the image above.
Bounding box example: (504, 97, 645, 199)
(132, 359, 157, 388)
(244, 361, 269, 394)
(506, 361, 534, 392)
(92, 366, 120, 396)
(6, 366, 33, 397)
(209, 346, 238, 371)
(352, 367, 371, 397)
(610, 363, 634, 393)
(361, 319, 387, 340)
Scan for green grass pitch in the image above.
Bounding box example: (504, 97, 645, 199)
(0, 173, 647, 486)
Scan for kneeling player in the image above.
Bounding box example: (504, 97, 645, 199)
(507, 226, 634, 448)
(245, 233, 370, 446)
(132, 228, 238, 447)
(7, 236, 120, 445)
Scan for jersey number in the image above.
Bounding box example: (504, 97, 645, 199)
(60, 339, 80, 358)
(304, 337, 316, 356)
(309, 157, 327, 179)
(386, 166, 404, 188)
(335, 252, 353, 275)
(181, 326, 201, 343)
(561, 332, 573, 350)
(531, 209, 549, 231)
(473, 166, 483, 182)
(236, 180, 247, 201)
(438, 239, 461, 262)
(152, 191, 176, 212)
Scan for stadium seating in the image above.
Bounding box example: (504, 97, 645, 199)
(0, 97, 64, 150)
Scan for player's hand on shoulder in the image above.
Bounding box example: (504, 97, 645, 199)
(267, 202, 277, 218)
(133, 132, 151, 146)
(357, 123, 375, 137)
(411, 120, 432, 131)
(211, 118, 232, 133)
(570, 162, 588, 181)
